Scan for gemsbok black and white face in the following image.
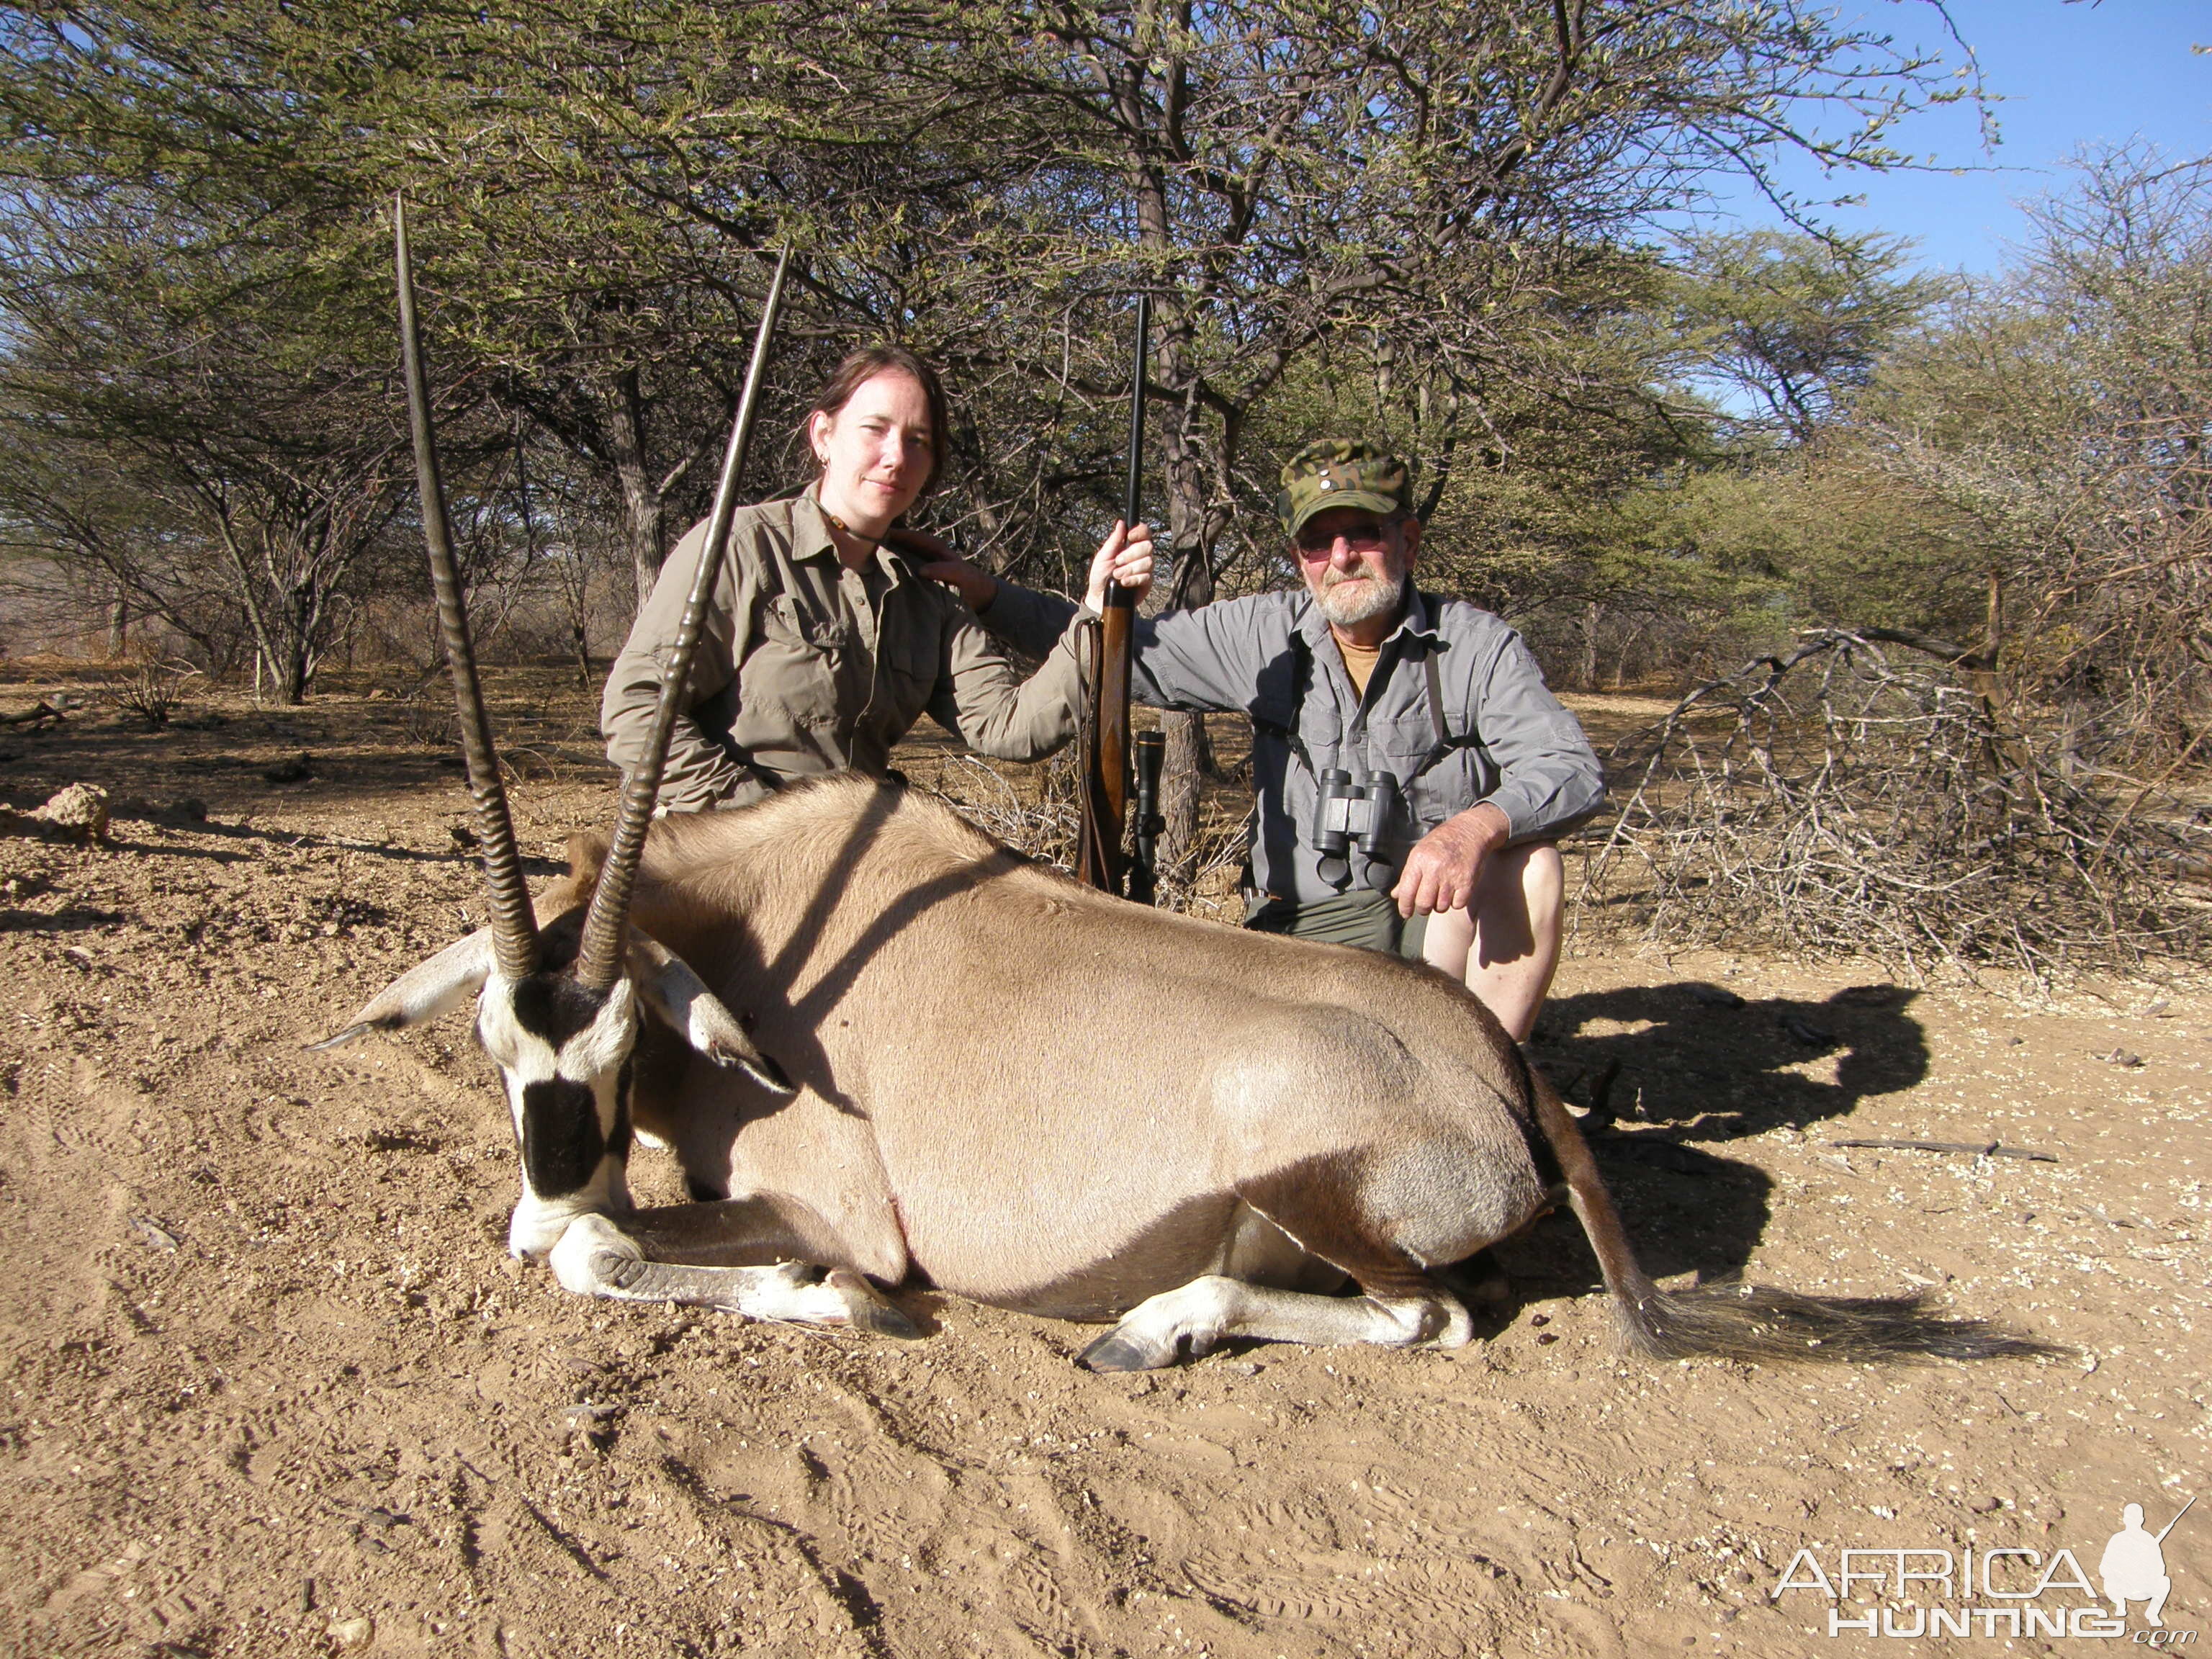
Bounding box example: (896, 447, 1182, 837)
(320, 913, 787, 1259)
(472, 961, 644, 1258)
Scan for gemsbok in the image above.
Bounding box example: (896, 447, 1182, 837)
(320, 209, 2057, 1372)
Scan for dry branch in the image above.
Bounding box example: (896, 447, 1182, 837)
(1583, 630, 2211, 979)
(1830, 1139, 2059, 1162)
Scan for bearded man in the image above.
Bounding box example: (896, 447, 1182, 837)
(1125, 439, 1606, 1039)
(923, 439, 1604, 1040)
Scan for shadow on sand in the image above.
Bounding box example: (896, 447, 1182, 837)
(1493, 976, 1930, 1302)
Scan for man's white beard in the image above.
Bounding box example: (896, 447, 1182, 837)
(1312, 562, 1406, 627)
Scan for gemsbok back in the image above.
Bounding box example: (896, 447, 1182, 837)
(320, 207, 2059, 1372)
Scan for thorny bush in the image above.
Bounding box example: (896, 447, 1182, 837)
(97, 657, 199, 728)
(1585, 631, 2211, 981)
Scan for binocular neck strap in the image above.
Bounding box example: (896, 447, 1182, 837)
(1424, 647, 1449, 748)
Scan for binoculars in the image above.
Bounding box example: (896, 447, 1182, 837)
(1309, 768, 1401, 861)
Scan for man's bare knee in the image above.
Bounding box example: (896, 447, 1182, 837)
(1462, 842, 1563, 1042)
(1470, 842, 1561, 968)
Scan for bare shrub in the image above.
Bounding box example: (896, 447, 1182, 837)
(97, 657, 200, 727)
(1586, 631, 2211, 981)
(925, 752, 1084, 875)
(920, 748, 1251, 922)
(398, 681, 459, 752)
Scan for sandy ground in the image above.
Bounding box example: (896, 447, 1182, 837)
(0, 669, 2205, 1659)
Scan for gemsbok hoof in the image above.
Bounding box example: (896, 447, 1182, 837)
(1076, 1331, 1166, 1373)
(824, 1269, 921, 1339)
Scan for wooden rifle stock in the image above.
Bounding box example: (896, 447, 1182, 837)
(1076, 598, 1136, 892)
(1077, 292, 1150, 896)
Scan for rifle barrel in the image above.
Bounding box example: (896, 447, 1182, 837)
(1120, 292, 1150, 559)
(1079, 292, 1151, 894)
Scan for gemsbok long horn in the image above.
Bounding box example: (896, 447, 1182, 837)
(572, 246, 793, 993)
(395, 195, 540, 984)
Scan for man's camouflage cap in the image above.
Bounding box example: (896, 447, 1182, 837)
(1275, 439, 1413, 535)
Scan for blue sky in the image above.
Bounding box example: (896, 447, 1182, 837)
(1730, 0, 2210, 274)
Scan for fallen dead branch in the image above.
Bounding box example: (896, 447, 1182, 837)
(1830, 1139, 2059, 1163)
(1583, 630, 2211, 981)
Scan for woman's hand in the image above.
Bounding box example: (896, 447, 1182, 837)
(888, 527, 999, 613)
(1085, 521, 1156, 613)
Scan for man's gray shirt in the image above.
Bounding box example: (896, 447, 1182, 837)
(992, 582, 1605, 908)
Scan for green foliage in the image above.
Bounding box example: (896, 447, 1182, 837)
(1811, 148, 2212, 757)
(0, 0, 1983, 702)
(1666, 229, 1951, 442)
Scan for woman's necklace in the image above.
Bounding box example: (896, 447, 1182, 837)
(819, 506, 883, 554)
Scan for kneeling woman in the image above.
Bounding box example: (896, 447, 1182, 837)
(603, 346, 1150, 810)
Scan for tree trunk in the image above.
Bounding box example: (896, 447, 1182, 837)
(623, 493, 665, 616)
(275, 584, 315, 705)
(1966, 567, 2005, 710)
(217, 522, 283, 708)
(572, 624, 595, 688)
(607, 367, 668, 611)
(1154, 403, 1218, 883)
(1581, 599, 1601, 690)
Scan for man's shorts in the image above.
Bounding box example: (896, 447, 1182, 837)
(1243, 888, 1429, 961)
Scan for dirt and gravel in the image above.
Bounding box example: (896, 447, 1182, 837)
(1, 667, 2205, 1659)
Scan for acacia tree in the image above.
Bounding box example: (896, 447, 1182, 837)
(335, 0, 804, 602)
(0, 414, 225, 662)
(1668, 229, 1951, 444)
(0, 0, 1983, 742)
(0, 4, 449, 698)
(1843, 148, 2212, 766)
(0, 221, 427, 701)
(372, 2, 1975, 840)
(851, 0, 1976, 868)
(0, 0, 822, 632)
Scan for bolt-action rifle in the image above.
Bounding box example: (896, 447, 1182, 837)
(1076, 294, 1161, 901)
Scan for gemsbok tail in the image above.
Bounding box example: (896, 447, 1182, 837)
(1526, 1066, 2065, 1364)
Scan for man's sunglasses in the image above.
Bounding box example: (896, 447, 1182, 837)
(1293, 519, 1394, 558)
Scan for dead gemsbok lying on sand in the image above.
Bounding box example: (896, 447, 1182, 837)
(319, 210, 2060, 1373)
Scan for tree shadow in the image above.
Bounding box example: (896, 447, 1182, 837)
(0, 688, 604, 816)
(1478, 978, 1931, 1300)
(1530, 978, 1928, 1140)
(0, 809, 564, 874)
(104, 815, 566, 874)
(0, 905, 126, 933)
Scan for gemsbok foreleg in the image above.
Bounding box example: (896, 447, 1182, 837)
(547, 1210, 916, 1335)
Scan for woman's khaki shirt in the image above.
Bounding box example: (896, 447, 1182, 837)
(601, 491, 1087, 812)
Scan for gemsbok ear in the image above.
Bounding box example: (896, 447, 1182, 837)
(626, 932, 793, 1094)
(309, 929, 498, 1051)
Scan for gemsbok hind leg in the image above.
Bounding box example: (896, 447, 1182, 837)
(1077, 1270, 1469, 1372)
(545, 1196, 917, 1336)
(1078, 1175, 1476, 1372)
